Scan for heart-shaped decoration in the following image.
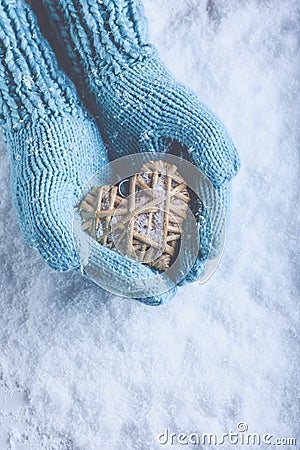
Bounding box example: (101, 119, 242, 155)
(78, 160, 190, 271)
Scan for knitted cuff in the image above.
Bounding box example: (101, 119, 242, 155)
(40, 0, 156, 79)
(0, 0, 81, 132)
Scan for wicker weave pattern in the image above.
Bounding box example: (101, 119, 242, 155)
(79, 161, 190, 271)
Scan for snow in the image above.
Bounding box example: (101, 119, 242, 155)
(0, 0, 299, 448)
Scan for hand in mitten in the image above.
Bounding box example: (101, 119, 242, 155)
(37, 0, 240, 281)
(0, 0, 173, 305)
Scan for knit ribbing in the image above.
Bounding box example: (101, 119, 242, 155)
(41, 0, 155, 79)
(0, 0, 81, 131)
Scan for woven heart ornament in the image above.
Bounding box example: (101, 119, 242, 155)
(78, 160, 190, 271)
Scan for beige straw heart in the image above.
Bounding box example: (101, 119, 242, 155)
(78, 160, 190, 271)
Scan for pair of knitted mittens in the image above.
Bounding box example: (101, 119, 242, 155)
(0, 0, 240, 304)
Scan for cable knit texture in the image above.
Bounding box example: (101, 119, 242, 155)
(0, 0, 174, 305)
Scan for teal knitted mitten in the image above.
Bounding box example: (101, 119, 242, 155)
(38, 0, 240, 281)
(38, 0, 240, 186)
(0, 0, 174, 305)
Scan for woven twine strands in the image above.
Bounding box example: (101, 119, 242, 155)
(78, 160, 190, 271)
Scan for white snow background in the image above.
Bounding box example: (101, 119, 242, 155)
(0, 0, 299, 448)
